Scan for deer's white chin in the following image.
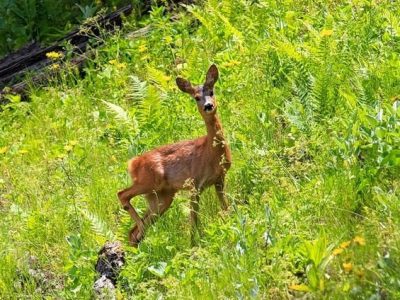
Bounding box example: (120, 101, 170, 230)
(204, 110, 215, 115)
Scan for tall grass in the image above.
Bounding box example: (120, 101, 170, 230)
(0, 0, 399, 298)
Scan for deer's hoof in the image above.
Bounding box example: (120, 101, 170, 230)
(129, 226, 145, 247)
(129, 239, 139, 247)
(128, 227, 140, 247)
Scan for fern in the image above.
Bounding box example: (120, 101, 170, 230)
(128, 72, 163, 129)
(310, 71, 328, 116)
(137, 85, 162, 126)
(80, 208, 116, 241)
(115, 211, 133, 243)
(147, 66, 171, 91)
(291, 60, 317, 123)
(187, 5, 214, 35)
(101, 100, 130, 125)
(213, 9, 244, 43)
(128, 75, 147, 101)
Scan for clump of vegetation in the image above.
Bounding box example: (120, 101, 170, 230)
(0, 0, 399, 298)
(0, 0, 136, 57)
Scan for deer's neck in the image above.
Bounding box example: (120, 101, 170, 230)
(204, 114, 225, 148)
(203, 113, 232, 172)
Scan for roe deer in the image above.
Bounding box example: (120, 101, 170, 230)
(117, 64, 231, 246)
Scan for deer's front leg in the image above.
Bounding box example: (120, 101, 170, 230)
(215, 177, 228, 210)
(190, 191, 200, 245)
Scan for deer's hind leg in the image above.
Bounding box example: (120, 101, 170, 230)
(130, 190, 176, 245)
(117, 184, 149, 245)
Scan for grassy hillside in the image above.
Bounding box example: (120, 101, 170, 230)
(1, 0, 399, 298)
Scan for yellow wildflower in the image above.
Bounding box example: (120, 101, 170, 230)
(340, 241, 351, 249)
(164, 36, 173, 44)
(138, 44, 148, 53)
(46, 51, 62, 60)
(69, 140, 78, 146)
(116, 62, 126, 69)
(332, 248, 344, 256)
(64, 145, 73, 152)
(342, 262, 353, 273)
(109, 59, 126, 69)
(0, 146, 8, 154)
(353, 236, 366, 246)
(18, 149, 28, 155)
(50, 63, 60, 70)
(222, 60, 241, 68)
(320, 29, 333, 37)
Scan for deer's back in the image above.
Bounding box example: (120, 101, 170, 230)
(128, 137, 226, 191)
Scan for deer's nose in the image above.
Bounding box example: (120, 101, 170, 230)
(204, 103, 214, 111)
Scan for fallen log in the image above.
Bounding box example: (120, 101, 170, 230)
(0, 4, 133, 100)
(0, 0, 195, 103)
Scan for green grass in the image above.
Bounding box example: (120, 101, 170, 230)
(1, 0, 400, 298)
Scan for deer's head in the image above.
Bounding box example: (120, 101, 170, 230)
(176, 64, 219, 118)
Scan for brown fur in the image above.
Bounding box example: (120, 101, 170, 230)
(117, 64, 231, 246)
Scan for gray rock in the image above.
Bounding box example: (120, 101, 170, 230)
(94, 241, 125, 298)
(94, 275, 115, 299)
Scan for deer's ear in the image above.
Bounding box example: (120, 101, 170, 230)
(176, 77, 194, 94)
(205, 64, 219, 89)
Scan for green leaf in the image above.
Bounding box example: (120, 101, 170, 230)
(289, 284, 311, 292)
(148, 262, 167, 277)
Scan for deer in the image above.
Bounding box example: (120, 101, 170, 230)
(117, 64, 231, 246)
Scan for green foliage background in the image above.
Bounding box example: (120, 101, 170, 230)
(0, 0, 133, 57)
(1, 0, 400, 298)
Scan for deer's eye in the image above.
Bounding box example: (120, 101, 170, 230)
(194, 96, 201, 101)
(209, 91, 214, 97)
